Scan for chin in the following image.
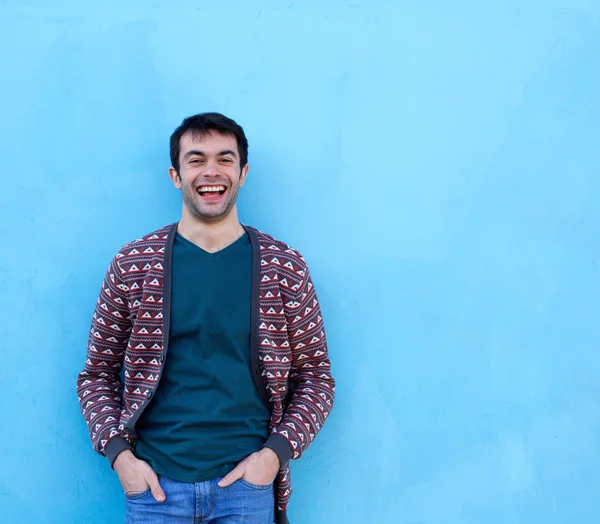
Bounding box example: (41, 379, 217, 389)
(193, 208, 230, 222)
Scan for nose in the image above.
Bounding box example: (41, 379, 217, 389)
(203, 160, 219, 176)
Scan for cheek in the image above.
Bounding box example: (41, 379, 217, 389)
(180, 171, 197, 185)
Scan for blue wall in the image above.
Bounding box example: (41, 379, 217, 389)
(1, 1, 600, 523)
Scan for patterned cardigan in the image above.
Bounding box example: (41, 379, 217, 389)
(76, 223, 335, 524)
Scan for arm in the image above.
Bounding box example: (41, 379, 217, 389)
(267, 258, 335, 464)
(76, 255, 134, 466)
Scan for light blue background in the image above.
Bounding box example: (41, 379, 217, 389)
(1, 1, 600, 523)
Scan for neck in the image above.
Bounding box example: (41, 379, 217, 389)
(177, 208, 245, 253)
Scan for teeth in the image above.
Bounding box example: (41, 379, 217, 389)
(198, 186, 225, 192)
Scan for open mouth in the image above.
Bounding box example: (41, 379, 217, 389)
(197, 185, 226, 200)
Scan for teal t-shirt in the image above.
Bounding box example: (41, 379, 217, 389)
(135, 232, 271, 482)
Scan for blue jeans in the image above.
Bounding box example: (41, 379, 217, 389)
(125, 475, 274, 524)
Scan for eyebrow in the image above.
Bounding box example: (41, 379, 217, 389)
(183, 149, 238, 160)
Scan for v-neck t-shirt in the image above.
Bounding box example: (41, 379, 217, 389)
(134, 232, 271, 482)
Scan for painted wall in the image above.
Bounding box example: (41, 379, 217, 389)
(1, 1, 599, 523)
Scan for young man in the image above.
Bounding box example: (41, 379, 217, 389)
(77, 113, 335, 524)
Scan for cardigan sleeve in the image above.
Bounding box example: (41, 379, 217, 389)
(76, 255, 134, 464)
(267, 256, 335, 463)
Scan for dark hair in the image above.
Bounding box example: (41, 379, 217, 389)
(169, 112, 249, 173)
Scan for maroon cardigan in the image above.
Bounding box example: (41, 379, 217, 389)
(77, 223, 335, 523)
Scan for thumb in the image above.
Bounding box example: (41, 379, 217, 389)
(145, 471, 166, 502)
(218, 464, 245, 488)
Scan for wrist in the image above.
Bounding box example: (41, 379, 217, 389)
(259, 446, 280, 470)
(263, 433, 293, 469)
(113, 449, 135, 473)
(105, 435, 135, 469)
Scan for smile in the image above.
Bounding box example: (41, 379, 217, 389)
(197, 185, 226, 197)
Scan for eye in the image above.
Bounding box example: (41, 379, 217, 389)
(189, 159, 202, 164)
(220, 158, 233, 163)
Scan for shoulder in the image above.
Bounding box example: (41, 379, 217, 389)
(247, 226, 305, 263)
(246, 226, 307, 265)
(114, 224, 174, 263)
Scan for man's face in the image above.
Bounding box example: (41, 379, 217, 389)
(170, 131, 248, 222)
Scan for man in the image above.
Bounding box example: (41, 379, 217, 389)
(77, 113, 335, 524)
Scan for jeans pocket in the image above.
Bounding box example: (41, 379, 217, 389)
(238, 478, 273, 491)
(126, 488, 152, 500)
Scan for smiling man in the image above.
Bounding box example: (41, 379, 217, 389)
(77, 113, 335, 524)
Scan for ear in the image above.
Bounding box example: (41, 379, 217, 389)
(169, 167, 182, 189)
(238, 164, 250, 187)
